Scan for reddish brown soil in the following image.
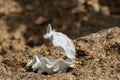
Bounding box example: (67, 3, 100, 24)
(0, 0, 120, 80)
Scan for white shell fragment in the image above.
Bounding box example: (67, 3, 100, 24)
(43, 24, 76, 60)
(27, 55, 75, 74)
(27, 24, 76, 74)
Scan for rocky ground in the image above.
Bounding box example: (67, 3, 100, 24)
(0, 0, 120, 80)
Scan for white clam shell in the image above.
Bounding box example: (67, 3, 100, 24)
(27, 24, 76, 74)
(43, 24, 76, 60)
(27, 55, 75, 74)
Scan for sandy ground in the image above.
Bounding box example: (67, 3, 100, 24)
(0, 0, 120, 80)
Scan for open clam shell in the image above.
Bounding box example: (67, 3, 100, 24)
(27, 55, 75, 74)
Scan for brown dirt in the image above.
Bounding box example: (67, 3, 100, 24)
(0, 0, 120, 80)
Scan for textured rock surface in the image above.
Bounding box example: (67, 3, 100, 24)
(0, 0, 120, 80)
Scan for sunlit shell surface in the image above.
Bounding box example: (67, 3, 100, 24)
(27, 56, 75, 74)
(43, 24, 76, 60)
